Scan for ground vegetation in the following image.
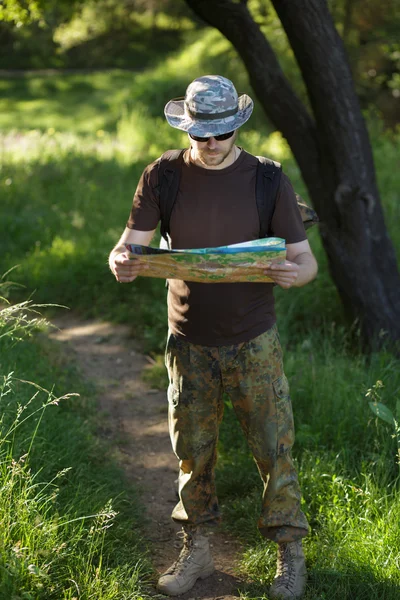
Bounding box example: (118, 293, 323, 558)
(0, 6, 399, 599)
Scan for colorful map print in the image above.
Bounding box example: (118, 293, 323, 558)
(125, 238, 286, 283)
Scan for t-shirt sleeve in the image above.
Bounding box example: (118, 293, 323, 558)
(126, 159, 161, 231)
(270, 172, 307, 244)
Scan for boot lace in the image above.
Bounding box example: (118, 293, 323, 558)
(166, 530, 195, 575)
(274, 543, 296, 590)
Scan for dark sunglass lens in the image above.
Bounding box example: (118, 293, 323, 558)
(215, 131, 234, 141)
(189, 134, 209, 142)
(189, 131, 234, 142)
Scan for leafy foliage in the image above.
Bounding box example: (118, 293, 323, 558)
(0, 0, 83, 25)
(1, 0, 398, 127)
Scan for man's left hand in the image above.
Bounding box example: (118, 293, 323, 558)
(264, 261, 300, 289)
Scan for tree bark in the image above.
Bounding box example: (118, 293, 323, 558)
(185, 0, 400, 347)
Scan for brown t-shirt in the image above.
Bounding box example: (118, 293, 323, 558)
(127, 149, 306, 346)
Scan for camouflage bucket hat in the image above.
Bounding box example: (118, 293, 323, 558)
(164, 75, 254, 137)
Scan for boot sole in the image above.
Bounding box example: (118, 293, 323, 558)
(157, 561, 215, 596)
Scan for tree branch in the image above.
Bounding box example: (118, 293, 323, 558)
(272, 0, 375, 189)
(185, 0, 323, 199)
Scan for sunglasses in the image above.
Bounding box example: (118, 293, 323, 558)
(189, 131, 235, 143)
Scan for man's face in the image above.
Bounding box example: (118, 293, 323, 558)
(189, 130, 238, 168)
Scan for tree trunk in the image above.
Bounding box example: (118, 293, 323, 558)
(185, 0, 400, 347)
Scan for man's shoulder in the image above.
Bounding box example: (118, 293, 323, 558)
(254, 154, 294, 186)
(158, 148, 189, 163)
(141, 151, 184, 184)
(254, 153, 282, 170)
(141, 157, 159, 175)
(142, 149, 184, 171)
(242, 150, 284, 173)
(240, 148, 259, 166)
(279, 171, 295, 191)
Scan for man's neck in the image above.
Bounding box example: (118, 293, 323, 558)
(189, 145, 240, 170)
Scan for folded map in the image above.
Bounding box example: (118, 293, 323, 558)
(125, 237, 286, 283)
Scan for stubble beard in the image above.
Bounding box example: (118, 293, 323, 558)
(195, 133, 237, 168)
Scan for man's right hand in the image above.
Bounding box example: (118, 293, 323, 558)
(110, 252, 149, 283)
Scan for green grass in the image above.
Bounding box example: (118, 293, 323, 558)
(0, 28, 268, 135)
(0, 298, 152, 599)
(213, 297, 400, 599)
(0, 72, 142, 134)
(0, 129, 169, 352)
(215, 340, 400, 598)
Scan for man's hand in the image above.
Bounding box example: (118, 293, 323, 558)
(264, 239, 318, 289)
(109, 227, 156, 283)
(111, 252, 149, 283)
(264, 261, 300, 289)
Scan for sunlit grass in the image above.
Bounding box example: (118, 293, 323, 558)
(216, 329, 400, 599)
(230, 471, 400, 599)
(0, 28, 267, 136)
(220, 464, 400, 599)
(0, 297, 152, 599)
(0, 71, 137, 134)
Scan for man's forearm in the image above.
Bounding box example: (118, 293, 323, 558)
(292, 252, 318, 287)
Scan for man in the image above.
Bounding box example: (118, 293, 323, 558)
(109, 75, 318, 599)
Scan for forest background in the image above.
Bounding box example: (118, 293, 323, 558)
(0, 1, 400, 599)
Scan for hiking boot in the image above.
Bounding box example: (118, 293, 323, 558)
(157, 527, 215, 596)
(269, 540, 307, 599)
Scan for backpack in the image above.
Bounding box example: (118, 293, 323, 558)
(155, 149, 318, 244)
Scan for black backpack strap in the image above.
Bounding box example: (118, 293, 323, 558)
(255, 156, 282, 238)
(156, 149, 185, 243)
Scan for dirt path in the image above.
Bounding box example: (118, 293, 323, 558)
(50, 315, 245, 599)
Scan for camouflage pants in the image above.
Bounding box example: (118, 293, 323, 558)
(165, 325, 309, 543)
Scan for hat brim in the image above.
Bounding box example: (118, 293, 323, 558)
(164, 93, 253, 137)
